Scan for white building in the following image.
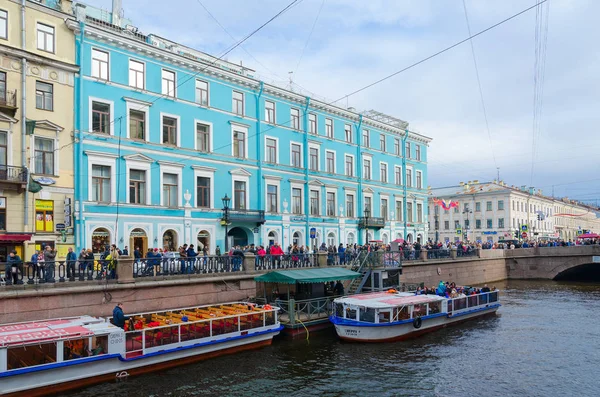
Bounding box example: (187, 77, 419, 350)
(428, 181, 600, 243)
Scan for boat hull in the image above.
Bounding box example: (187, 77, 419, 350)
(1, 327, 281, 397)
(334, 306, 499, 342)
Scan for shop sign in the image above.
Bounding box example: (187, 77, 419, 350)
(291, 215, 306, 222)
(55, 223, 65, 231)
(35, 200, 54, 211)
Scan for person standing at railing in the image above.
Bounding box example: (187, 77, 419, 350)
(6, 250, 22, 285)
(43, 245, 56, 282)
(186, 244, 198, 274)
(338, 243, 346, 266)
(270, 242, 284, 269)
(66, 247, 77, 280)
(30, 250, 40, 281)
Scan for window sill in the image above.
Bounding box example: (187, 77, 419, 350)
(35, 107, 54, 112)
(131, 141, 145, 145)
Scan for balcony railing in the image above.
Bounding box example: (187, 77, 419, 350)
(0, 90, 18, 115)
(0, 165, 28, 192)
(358, 216, 386, 229)
(226, 209, 266, 224)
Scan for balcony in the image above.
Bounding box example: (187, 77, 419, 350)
(0, 165, 28, 192)
(224, 209, 266, 225)
(0, 90, 18, 117)
(358, 217, 386, 229)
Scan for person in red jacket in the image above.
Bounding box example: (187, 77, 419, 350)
(269, 242, 284, 268)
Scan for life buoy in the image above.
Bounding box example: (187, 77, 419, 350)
(413, 316, 422, 329)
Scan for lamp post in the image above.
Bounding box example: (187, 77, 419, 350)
(462, 204, 473, 242)
(434, 205, 440, 243)
(364, 205, 371, 245)
(221, 194, 231, 252)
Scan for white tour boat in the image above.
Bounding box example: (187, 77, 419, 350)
(0, 302, 281, 396)
(330, 290, 500, 342)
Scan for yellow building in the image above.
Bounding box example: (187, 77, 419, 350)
(0, 0, 78, 260)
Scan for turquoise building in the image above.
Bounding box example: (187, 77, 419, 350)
(72, 3, 431, 254)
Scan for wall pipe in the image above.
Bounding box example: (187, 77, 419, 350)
(402, 129, 409, 240)
(21, 0, 28, 226)
(355, 115, 363, 243)
(76, 21, 85, 249)
(302, 96, 310, 249)
(254, 81, 264, 246)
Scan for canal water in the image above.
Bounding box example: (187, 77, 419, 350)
(69, 280, 600, 396)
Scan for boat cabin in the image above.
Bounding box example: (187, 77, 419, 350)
(332, 292, 447, 324)
(0, 316, 123, 372)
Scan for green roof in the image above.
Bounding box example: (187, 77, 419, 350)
(254, 268, 361, 284)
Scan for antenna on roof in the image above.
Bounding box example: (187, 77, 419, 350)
(288, 71, 294, 92)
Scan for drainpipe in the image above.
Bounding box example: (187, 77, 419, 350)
(21, 0, 28, 227)
(402, 130, 409, 240)
(255, 81, 264, 245)
(355, 115, 363, 243)
(76, 22, 85, 249)
(302, 96, 310, 248)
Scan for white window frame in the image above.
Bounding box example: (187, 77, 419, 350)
(86, 153, 117, 203)
(415, 144, 421, 161)
(88, 96, 114, 136)
(194, 119, 213, 152)
(363, 192, 374, 215)
(308, 142, 320, 171)
(0, 129, 13, 166)
(379, 161, 388, 183)
(345, 192, 355, 218)
(161, 69, 176, 98)
(232, 175, 250, 210)
(405, 166, 413, 188)
(416, 170, 422, 189)
(128, 59, 145, 90)
(309, 189, 320, 216)
(395, 200, 403, 222)
(310, 113, 318, 135)
(416, 201, 424, 223)
(125, 159, 152, 205)
(325, 118, 333, 138)
(91, 48, 109, 80)
(160, 112, 181, 147)
(325, 187, 337, 217)
(31, 135, 58, 176)
(290, 182, 304, 215)
(290, 141, 303, 168)
(362, 129, 370, 147)
(0, 10, 7, 40)
(231, 123, 249, 159)
(36, 22, 55, 53)
(380, 195, 390, 220)
(345, 124, 353, 143)
(193, 166, 216, 209)
(264, 135, 279, 164)
(125, 99, 150, 141)
(232, 90, 244, 116)
(264, 177, 281, 214)
(345, 154, 355, 177)
(394, 166, 402, 185)
(265, 100, 276, 124)
(325, 150, 336, 174)
(195, 79, 209, 106)
(362, 155, 372, 180)
(159, 163, 183, 207)
(380, 134, 386, 152)
(394, 138, 400, 156)
(290, 108, 301, 130)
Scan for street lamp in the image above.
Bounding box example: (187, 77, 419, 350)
(462, 204, 473, 242)
(364, 205, 371, 245)
(221, 194, 231, 251)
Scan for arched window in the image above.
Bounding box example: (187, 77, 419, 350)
(162, 230, 178, 252)
(268, 230, 278, 246)
(382, 233, 389, 245)
(129, 228, 148, 255)
(197, 230, 210, 253)
(91, 228, 111, 253)
(327, 232, 336, 247)
(367, 231, 373, 241)
(347, 232, 355, 245)
(292, 231, 302, 247)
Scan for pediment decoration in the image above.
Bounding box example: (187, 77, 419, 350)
(229, 168, 252, 177)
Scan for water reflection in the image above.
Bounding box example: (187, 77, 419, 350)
(66, 280, 600, 397)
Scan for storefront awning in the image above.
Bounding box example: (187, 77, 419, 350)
(0, 234, 33, 242)
(254, 268, 361, 284)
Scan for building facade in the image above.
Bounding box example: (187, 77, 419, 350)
(72, 3, 431, 254)
(428, 181, 600, 243)
(0, 0, 78, 260)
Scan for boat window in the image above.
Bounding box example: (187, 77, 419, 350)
(377, 310, 391, 323)
(382, 270, 400, 289)
(89, 335, 108, 356)
(428, 301, 441, 315)
(345, 306, 357, 320)
(394, 306, 410, 321)
(359, 307, 376, 323)
(63, 337, 90, 360)
(412, 303, 427, 318)
(335, 303, 344, 318)
(7, 343, 56, 370)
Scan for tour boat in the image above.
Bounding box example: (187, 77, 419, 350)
(0, 302, 281, 396)
(329, 290, 500, 342)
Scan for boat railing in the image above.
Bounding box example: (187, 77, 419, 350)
(447, 291, 500, 315)
(123, 308, 279, 357)
(273, 295, 340, 325)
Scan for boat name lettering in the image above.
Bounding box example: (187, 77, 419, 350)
(344, 329, 358, 335)
(109, 333, 124, 345)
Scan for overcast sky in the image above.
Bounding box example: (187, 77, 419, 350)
(90, 0, 600, 205)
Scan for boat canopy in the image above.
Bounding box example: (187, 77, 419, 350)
(254, 268, 361, 284)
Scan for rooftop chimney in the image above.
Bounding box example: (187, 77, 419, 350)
(112, 0, 122, 27)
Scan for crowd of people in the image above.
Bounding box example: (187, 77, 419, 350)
(415, 281, 498, 298)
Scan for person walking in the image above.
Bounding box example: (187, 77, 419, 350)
(6, 250, 22, 285)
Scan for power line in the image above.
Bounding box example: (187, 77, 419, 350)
(331, 0, 549, 104)
(293, 0, 326, 77)
(461, 0, 497, 169)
